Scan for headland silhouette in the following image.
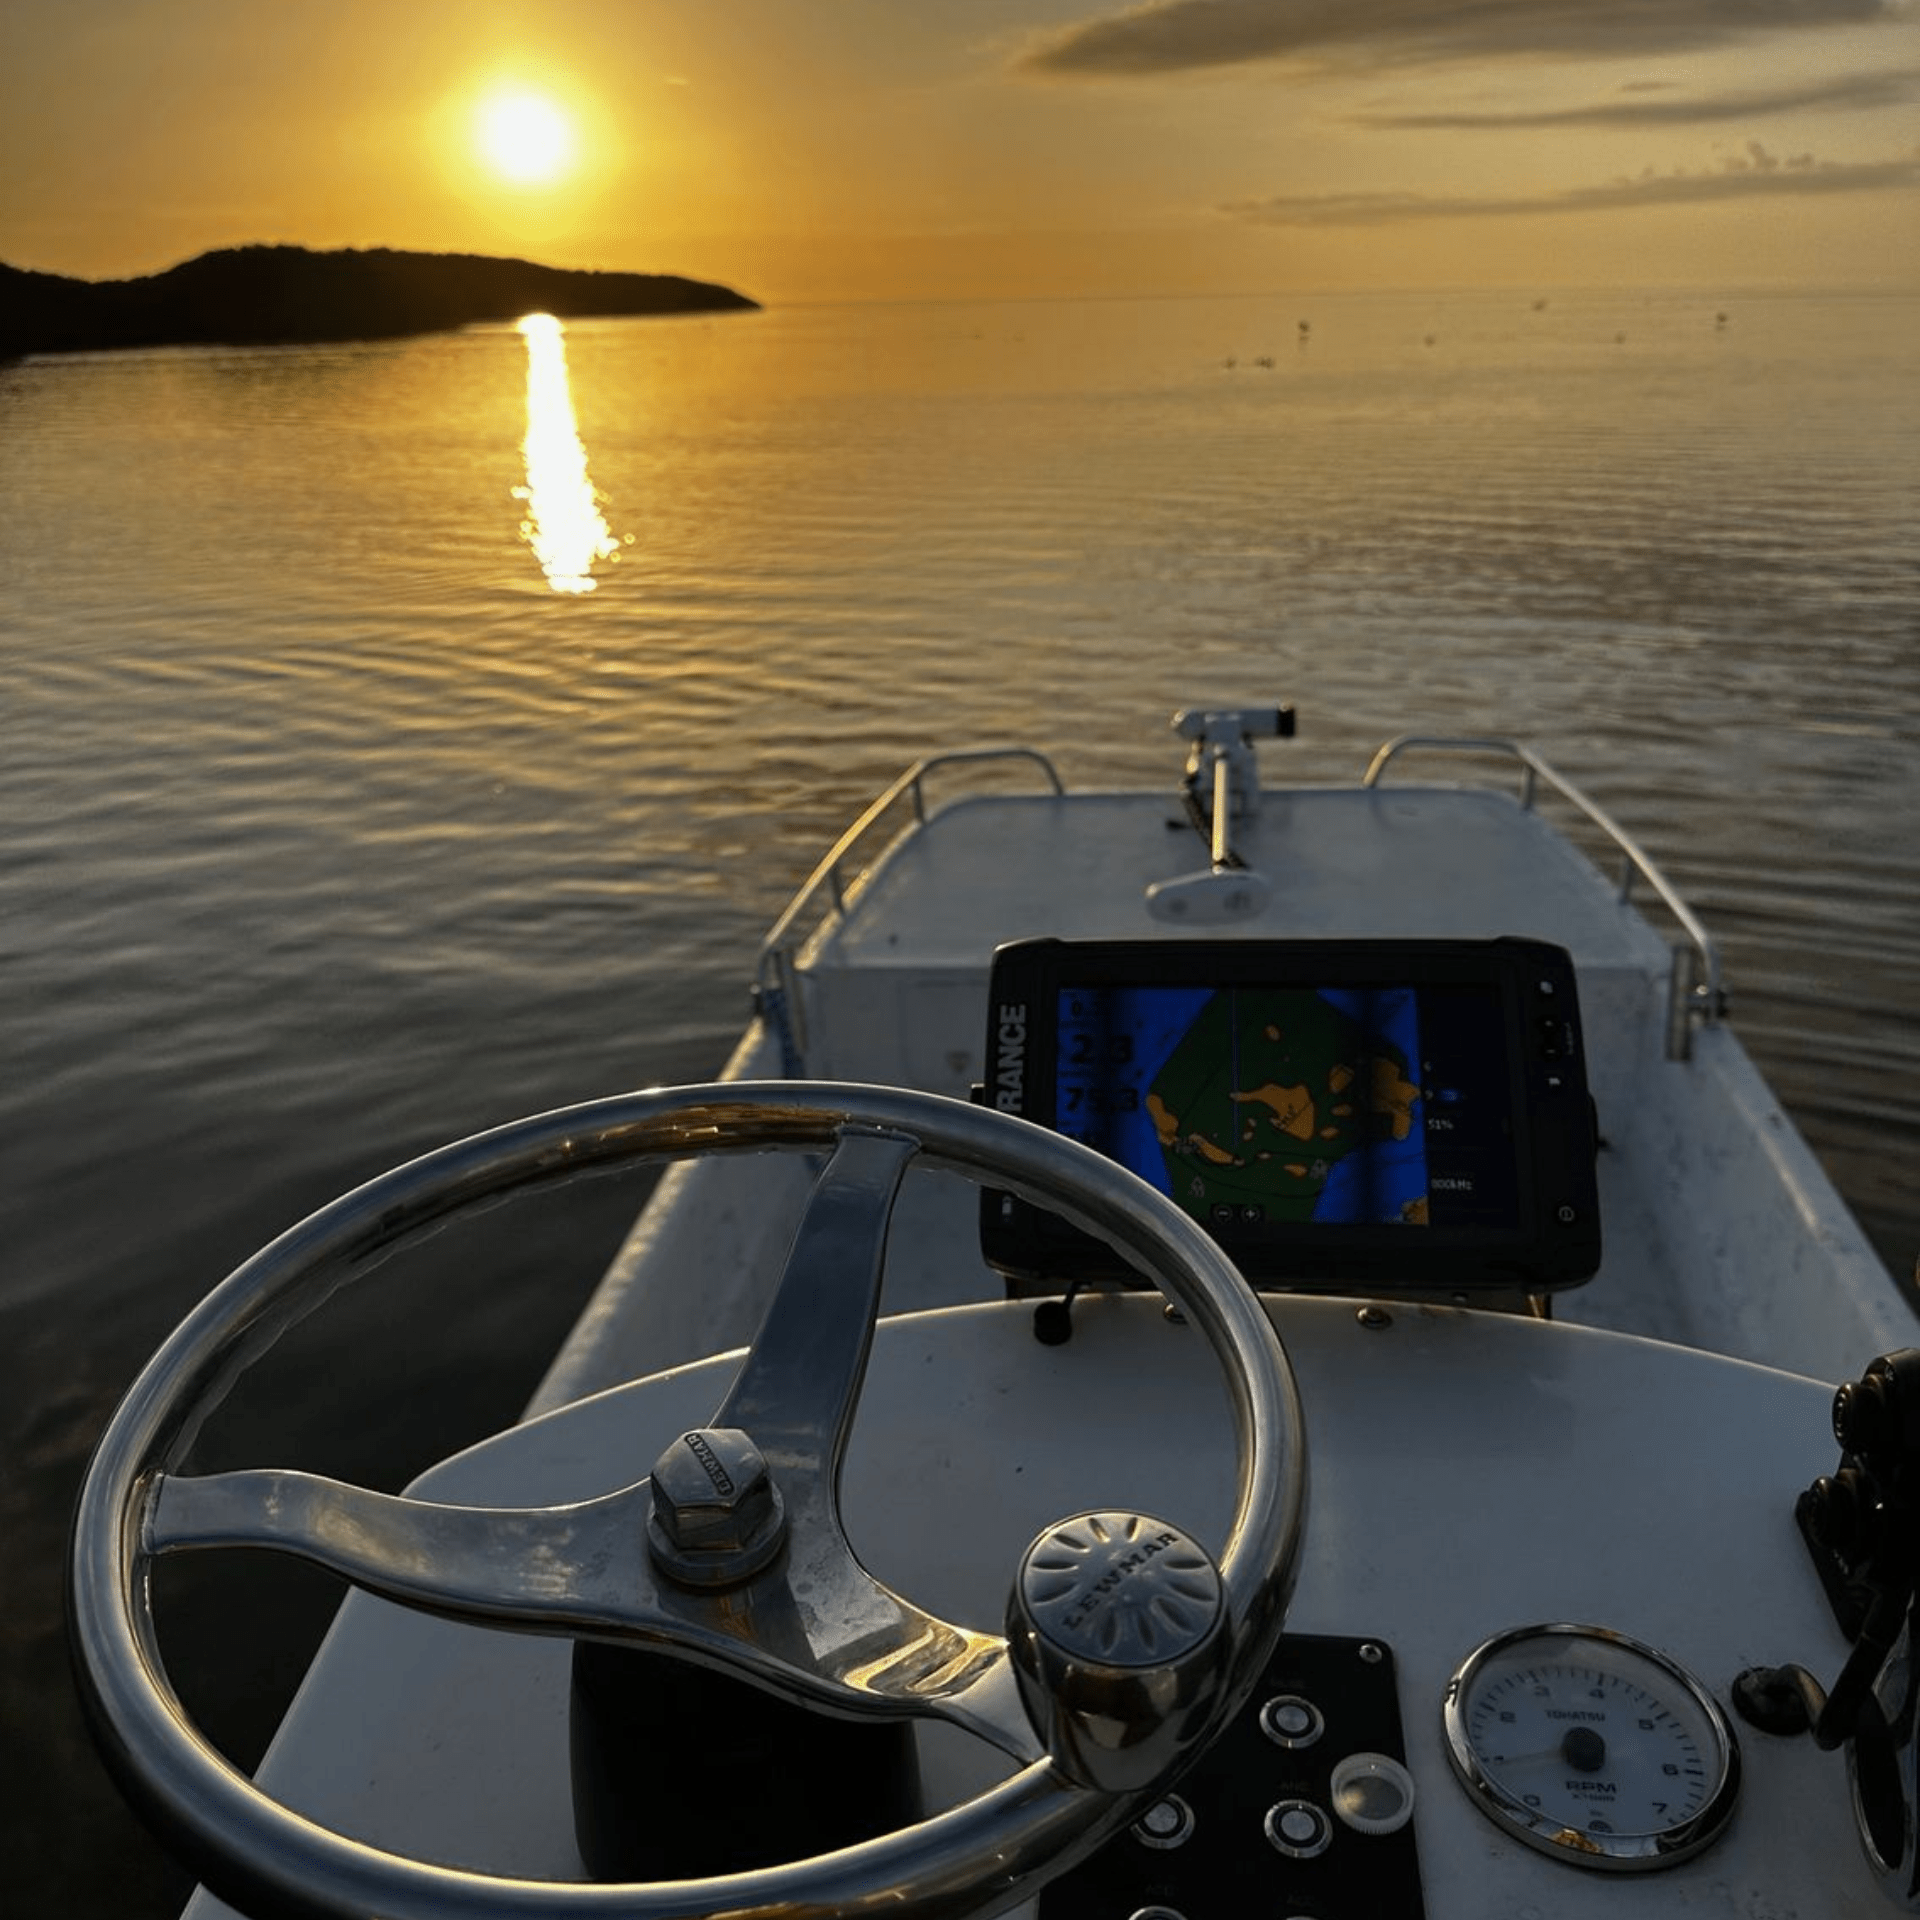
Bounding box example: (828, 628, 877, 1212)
(0, 245, 759, 358)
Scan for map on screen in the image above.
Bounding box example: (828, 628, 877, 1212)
(1055, 984, 1430, 1231)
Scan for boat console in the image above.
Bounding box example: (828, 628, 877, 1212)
(66, 1081, 1920, 1919)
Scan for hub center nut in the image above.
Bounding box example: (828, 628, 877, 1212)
(646, 1427, 787, 1587)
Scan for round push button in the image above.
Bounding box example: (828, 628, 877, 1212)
(1259, 1693, 1325, 1749)
(1132, 1794, 1195, 1851)
(1264, 1797, 1333, 1859)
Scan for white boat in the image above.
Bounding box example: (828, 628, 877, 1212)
(71, 708, 1920, 1918)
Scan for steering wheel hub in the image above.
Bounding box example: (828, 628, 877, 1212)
(646, 1427, 788, 1587)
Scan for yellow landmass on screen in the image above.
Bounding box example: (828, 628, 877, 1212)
(1231, 1081, 1316, 1141)
(1372, 1056, 1420, 1141)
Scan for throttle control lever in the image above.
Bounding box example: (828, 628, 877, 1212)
(1734, 1349, 1920, 1905)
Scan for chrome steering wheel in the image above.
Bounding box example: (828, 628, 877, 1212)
(70, 1082, 1304, 1920)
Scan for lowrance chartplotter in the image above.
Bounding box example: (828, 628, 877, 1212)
(979, 937, 1601, 1296)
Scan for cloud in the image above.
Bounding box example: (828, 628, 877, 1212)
(1221, 145, 1920, 223)
(1020, 0, 1904, 78)
(1352, 68, 1920, 127)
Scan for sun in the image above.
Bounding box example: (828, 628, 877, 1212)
(474, 87, 578, 188)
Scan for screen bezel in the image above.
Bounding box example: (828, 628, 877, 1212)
(978, 936, 1602, 1296)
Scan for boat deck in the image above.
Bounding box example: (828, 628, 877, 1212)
(827, 786, 1671, 967)
(795, 788, 1670, 1117)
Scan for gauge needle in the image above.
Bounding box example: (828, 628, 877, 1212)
(1492, 1729, 1611, 1772)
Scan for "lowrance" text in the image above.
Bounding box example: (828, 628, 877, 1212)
(995, 1004, 1027, 1111)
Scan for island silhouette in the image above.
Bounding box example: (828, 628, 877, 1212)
(0, 244, 759, 359)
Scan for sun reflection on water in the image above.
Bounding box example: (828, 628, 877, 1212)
(514, 313, 619, 593)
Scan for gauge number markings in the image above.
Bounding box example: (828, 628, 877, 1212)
(1467, 1664, 1710, 1829)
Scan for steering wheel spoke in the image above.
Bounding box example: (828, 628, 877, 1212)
(714, 1125, 917, 1494)
(835, 1617, 1043, 1765)
(145, 1468, 663, 1635)
(143, 1459, 1042, 1766)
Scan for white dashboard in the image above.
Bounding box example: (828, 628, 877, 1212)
(184, 1292, 1883, 1918)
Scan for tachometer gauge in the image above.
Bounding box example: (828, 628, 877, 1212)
(1443, 1624, 1740, 1870)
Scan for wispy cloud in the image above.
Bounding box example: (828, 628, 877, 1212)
(1021, 0, 1904, 78)
(1222, 145, 1920, 223)
(1352, 68, 1920, 128)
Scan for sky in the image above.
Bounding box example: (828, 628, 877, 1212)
(3, 0, 1916, 301)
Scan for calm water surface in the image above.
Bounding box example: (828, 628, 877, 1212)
(4, 289, 1917, 1912)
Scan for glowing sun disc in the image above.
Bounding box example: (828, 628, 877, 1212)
(476, 89, 577, 186)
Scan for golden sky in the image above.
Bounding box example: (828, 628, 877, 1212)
(3, 0, 1916, 300)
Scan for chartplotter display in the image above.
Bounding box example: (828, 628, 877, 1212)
(979, 938, 1602, 1295)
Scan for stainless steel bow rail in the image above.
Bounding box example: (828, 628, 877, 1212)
(1363, 734, 1725, 1059)
(748, 726, 1726, 1074)
(754, 746, 1065, 1071)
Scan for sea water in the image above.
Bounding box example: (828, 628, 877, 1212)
(4, 288, 1916, 1913)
